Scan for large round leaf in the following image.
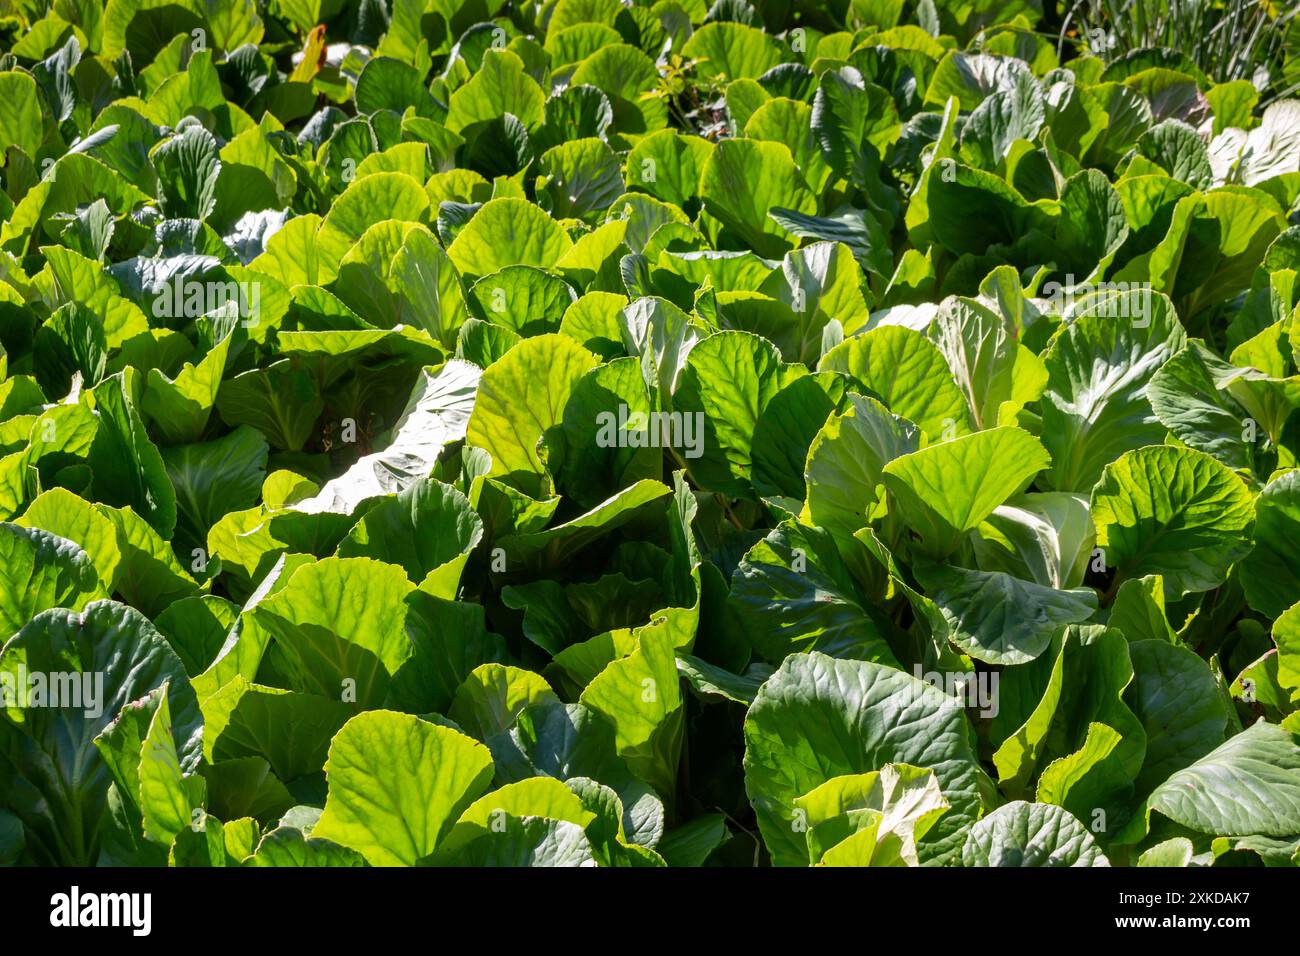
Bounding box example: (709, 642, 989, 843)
(0, 524, 106, 639)
(913, 562, 1097, 665)
(699, 139, 815, 259)
(743, 652, 986, 866)
(466, 333, 598, 489)
(1141, 721, 1300, 839)
(0, 601, 200, 865)
(819, 325, 971, 440)
(1090, 445, 1255, 599)
(672, 330, 798, 497)
(682, 22, 788, 82)
(882, 426, 1051, 558)
(313, 710, 495, 866)
(1038, 290, 1186, 492)
(730, 521, 899, 666)
(446, 198, 574, 280)
(961, 801, 1109, 867)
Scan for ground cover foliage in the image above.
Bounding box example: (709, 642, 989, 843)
(2, 0, 1300, 867)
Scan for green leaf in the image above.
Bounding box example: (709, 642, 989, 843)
(434, 776, 596, 860)
(1108, 575, 1179, 643)
(536, 84, 614, 154)
(356, 56, 438, 119)
(34, 303, 108, 398)
(138, 685, 200, 846)
(141, 321, 239, 446)
(14, 488, 121, 592)
(447, 198, 574, 281)
(962, 802, 1109, 867)
(1140, 721, 1300, 839)
(926, 296, 1023, 431)
(1091, 445, 1256, 599)
(1038, 289, 1187, 492)
(992, 626, 1145, 827)
(971, 492, 1095, 590)
(673, 330, 799, 497)
(163, 426, 268, 555)
(819, 325, 970, 440)
(290, 360, 480, 515)
(447, 49, 546, 133)
(153, 595, 238, 677)
(557, 356, 662, 508)
(470, 265, 576, 336)
(249, 825, 367, 866)
(538, 138, 625, 222)
(0, 72, 43, 158)
(88, 370, 177, 539)
(313, 711, 495, 866)
(730, 520, 899, 665)
(682, 22, 787, 82)
(252, 557, 413, 708)
(882, 426, 1051, 558)
(753, 371, 850, 501)
(467, 334, 597, 490)
(1232, 100, 1300, 186)
(795, 763, 950, 867)
(495, 479, 672, 571)
(438, 815, 597, 866)
(913, 562, 1097, 665)
(487, 702, 665, 847)
(390, 226, 469, 348)
(624, 129, 713, 208)
(1125, 640, 1228, 795)
(1274, 603, 1300, 704)
(812, 69, 901, 188)
(98, 505, 199, 618)
(1146, 342, 1257, 472)
(580, 628, 684, 798)
(316, 172, 431, 268)
(699, 139, 816, 259)
(1137, 836, 1196, 867)
(0, 523, 106, 638)
(151, 125, 222, 221)
(215, 359, 325, 453)
(569, 43, 666, 134)
(922, 162, 1053, 257)
(1242, 470, 1300, 618)
(1, 601, 200, 865)
(1137, 119, 1212, 190)
(337, 477, 482, 594)
(390, 591, 508, 716)
(448, 664, 560, 741)
(925, 51, 1030, 110)
(743, 652, 987, 866)
(203, 679, 352, 783)
(655, 813, 731, 867)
